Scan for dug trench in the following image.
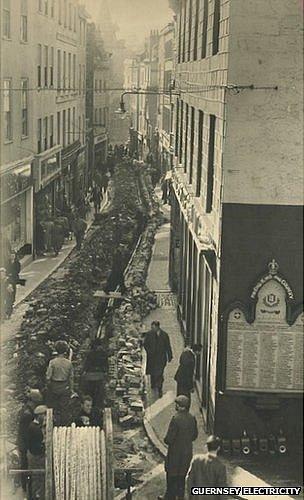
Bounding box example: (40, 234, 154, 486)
(2, 159, 166, 495)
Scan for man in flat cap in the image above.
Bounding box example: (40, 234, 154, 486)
(17, 388, 43, 491)
(185, 435, 227, 499)
(158, 395, 198, 500)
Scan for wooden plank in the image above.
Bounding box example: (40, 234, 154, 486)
(104, 408, 114, 500)
(45, 408, 53, 500)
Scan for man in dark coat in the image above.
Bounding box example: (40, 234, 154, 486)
(159, 395, 198, 500)
(143, 321, 173, 398)
(185, 435, 227, 499)
(175, 343, 201, 404)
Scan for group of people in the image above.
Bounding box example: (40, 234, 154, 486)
(143, 321, 227, 500)
(0, 252, 23, 321)
(17, 339, 106, 496)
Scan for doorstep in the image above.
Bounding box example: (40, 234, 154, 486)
(20, 253, 33, 270)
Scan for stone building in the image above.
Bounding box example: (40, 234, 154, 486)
(157, 22, 175, 174)
(170, 0, 303, 448)
(86, 23, 110, 182)
(0, 0, 89, 261)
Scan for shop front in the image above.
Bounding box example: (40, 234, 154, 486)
(61, 141, 81, 206)
(0, 159, 34, 264)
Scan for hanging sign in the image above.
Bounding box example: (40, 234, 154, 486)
(226, 261, 303, 393)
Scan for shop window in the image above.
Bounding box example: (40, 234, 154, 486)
(44, 117, 48, 150)
(206, 114, 216, 213)
(212, 0, 221, 55)
(4, 79, 12, 141)
(21, 79, 28, 137)
(50, 47, 54, 86)
(44, 45, 48, 87)
(50, 114, 54, 147)
(37, 44, 42, 87)
(201, 0, 209, 59)
(196, 110, 204, 197)
(189, 106, 195, 184)
(37, 118, 42, 152)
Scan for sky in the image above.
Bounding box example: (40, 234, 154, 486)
(87, 0, 174, 51)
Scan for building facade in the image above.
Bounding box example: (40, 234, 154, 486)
(157, 22, 175, 174)
(170, 0, 303, 449)
(0, 0, 88, 261)
(86, 22, 110, 182)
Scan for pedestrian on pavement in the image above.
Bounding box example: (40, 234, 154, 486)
(27, 404, 47, 499)
(36, 220, 46, 255)
(143, 320, 173, 398)
(158, 395, 198, 500)
(81, 338, 108, 409)
(74, 395, 102, 427)
(174, 343, 200, 404)
(161, 177, 169, 204)
(46, 340, 74, 426)
(6, 252, 21, 301)
(91, 184, 103, 214)
(17, 389, 43, 492)
(72, 216, 87, 251)
(53, 219, 65, 256)
(185, 435, 227, 500)
(0, 267, 9, 321)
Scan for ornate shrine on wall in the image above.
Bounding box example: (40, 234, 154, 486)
(225, 260, 303, 394)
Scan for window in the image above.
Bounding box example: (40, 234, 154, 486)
(69, 3, 72, 29)
(82, 64, 85, 94)
(58, 0, 62, 24)
(73, 54, 76, 90)
(212, 0, 221, 55)
(57, 50, 61, 90)
(94, 108, 98, 124)
(62, 109, 66, 146)
(20, 0, 28, 42)
(44, 0, 48, 15)
(175, 99, 179, 156)
(193, 0, 200, 61)
(179, 101, 184, 162)
(3, 79, 12, 141)
(73, 6, 76, 31)
(164, 70, 172, 94)
(73, 107, 75, 140)
(38, 0, 43, 12)
(189, 107, 195, 184)
(3, 0, 11, 38)
(196, 110, 204, 197)
(37, 45, 42, 86)
(184, 103, 189, 173)
(79, 64, 81, 94)
(67, 108, 71, 144)
(21, 79, 28, 137)
(63, 51, 66, 90)
(68, 53, 71, 89)
(201, 0, 209, 59)
(44, 46, 48, 86)
(206, 115, 216, 212)
(44, 117, 48, 150)
(50, 115, 54, 147)
(182, 0, 187, 63)
(64, 0, 67, 26)
(164, 39, 173, 60)
(57, 111, 61, 144)
(78, 115, 81, 140)
(187, 0, 193, 62)
(50, 47, 54, 86)
(82, 113, 85, 141)
(51, 0, 54, 17)
(163, 107, 171, 134)
(37, 118, 42, 152)
(178, 8, 182, 63)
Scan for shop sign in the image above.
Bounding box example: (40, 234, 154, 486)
(1, 164, 32, 203)
(225, 261, 303, 394)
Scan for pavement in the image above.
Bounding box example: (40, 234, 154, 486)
(132, 195, 299, 499)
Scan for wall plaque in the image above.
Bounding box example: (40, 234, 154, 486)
(226, 261, 303, 393)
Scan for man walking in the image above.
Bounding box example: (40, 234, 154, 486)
(175, 343, 201, 404)
(143, 321, 173, 398)
(158, 395, 198, 500)
(185, 435, 227, 499)
(72, 215, 87, 251)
